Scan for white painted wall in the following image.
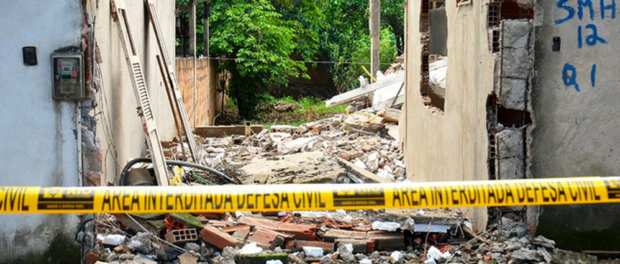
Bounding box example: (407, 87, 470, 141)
(0, 0, 177, 259)
(0, 0, 81, 258)
(91, 0, 176, 184)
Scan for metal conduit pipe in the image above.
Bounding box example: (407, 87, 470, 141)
(119, 158, 234, 186)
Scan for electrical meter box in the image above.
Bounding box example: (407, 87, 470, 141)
(52, 53, 85, 101)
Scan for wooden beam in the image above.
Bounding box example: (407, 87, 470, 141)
(326, 71, 404, 108)
(195, 125, 264, 138)
(337, 158, 390, 183)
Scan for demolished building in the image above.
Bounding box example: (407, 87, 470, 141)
(401, 0, 620, 252)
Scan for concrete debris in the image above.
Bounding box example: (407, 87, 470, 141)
(89, 107, 591, 264)
(103, 234, 126, 246)
(371, 221, 400, 232)
(303, 246, 324, 257)
(185, 109, 406, 185)
(240, 242, 263, 255)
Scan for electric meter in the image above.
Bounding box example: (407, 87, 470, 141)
(52, 53, 85, 101)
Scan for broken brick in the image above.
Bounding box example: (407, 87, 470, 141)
(196, 213, 225, 220)
(291, 240, 335, 253)
(233, 228, 251, 240)
(165, 228, 199, 244)
(222, 225, 251, 233)
(322, 230, 367, 242)
(164, 216, 186, 231)
(200, 226, 243, 249)
(113, 244, 127, 253)
(366, 231, 404, 250)
(84, 251, 99, 264)
(276, 222, 317, 240)
(338, 153, 352, 161)
(322, 218, 352, 229)
(335, 239, 375, 253)
(247, 228, 286, 249)
(238, 217, 280, 230)
(207, 220, 229, 228)
(239, 217, 317, 240)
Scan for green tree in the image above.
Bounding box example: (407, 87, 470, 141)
(175, 0, 404, 115)
(318, 0, 402, 92)
(209, 0, 309, 118)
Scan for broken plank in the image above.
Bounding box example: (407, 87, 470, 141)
(337, 157, 391, 183)
(341, 122, 385, 136)
(195, 125, 264, 138)
(326, 71, 405, 108)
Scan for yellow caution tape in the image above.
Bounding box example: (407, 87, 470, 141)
(1, 177, 619, 214)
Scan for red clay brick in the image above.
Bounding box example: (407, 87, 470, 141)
(200, 226, 243, 249)
(233, 228, 251, 240)
(334, 239, 375, 253)
(276, 222, 317, 240)
(238, 217, 317, 240)
(222, 225, 250, 233)
(247, 229, 280, 249)
(164, 216, 186, 231)
(238, 217, 280, 230)
(322, 230, 367, 242)
(84, 251, 99, 264)
(366, 231, 404, 250)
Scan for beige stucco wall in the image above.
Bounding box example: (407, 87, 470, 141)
(530, 0, 620, 250)
(91, 0, 176, 184)
(402, 1, 497, 229)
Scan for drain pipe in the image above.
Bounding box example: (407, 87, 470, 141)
(77, 101, 83, 187)
(245, 121, 251, 137)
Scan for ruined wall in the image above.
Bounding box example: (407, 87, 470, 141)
(92, 0, 176, 184)
(531, 0, 620, 251)
(402, 1, 496, 230)
(176, 58, 222, 128)
(0, 0, 81, 259)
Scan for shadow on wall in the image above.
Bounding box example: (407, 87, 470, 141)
(536, 204, 620, 251)
(0, 233, 80, 264)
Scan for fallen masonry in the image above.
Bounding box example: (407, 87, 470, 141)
(84, 209, 600, 264)
(86, 110, 602, 263)
(154, 109, 407, 186)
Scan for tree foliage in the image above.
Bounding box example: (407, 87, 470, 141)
(175, 0, 404, 118)
(317, 0, 402, 92)
(209, 0, 311, 118)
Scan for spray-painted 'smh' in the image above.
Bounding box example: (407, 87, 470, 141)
(0, 177, 619, 214)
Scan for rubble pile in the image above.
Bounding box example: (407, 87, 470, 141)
(162, 109, 406, 186)
(89, 209, 464, 264)
(98, 111, 602, 264)
(86, 209, 598, 264)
